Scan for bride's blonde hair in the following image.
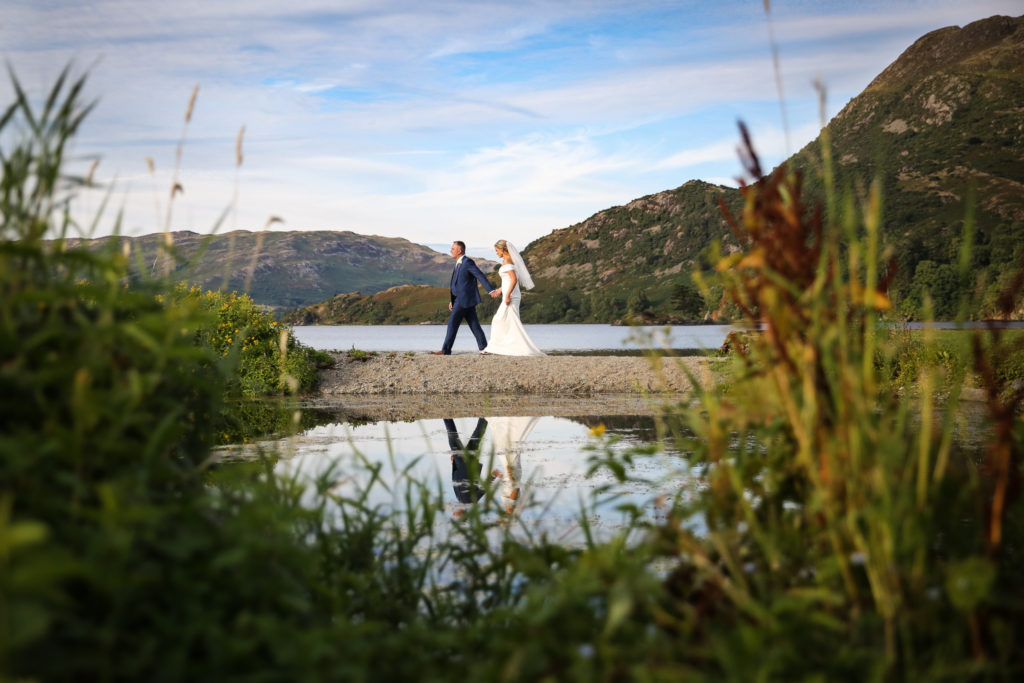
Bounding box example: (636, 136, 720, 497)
(494, 239, 508, 255)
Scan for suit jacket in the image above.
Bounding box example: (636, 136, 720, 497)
(450, 257, 494, 309)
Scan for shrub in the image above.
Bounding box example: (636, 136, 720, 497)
(172, 285, 327, 397)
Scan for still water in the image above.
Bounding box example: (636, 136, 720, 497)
(291, 321, 1024, 354)
(292, 323, 735, 353)
(219, 406, 697, 544)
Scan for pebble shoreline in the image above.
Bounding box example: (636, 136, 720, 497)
(316, 352, 714, 396)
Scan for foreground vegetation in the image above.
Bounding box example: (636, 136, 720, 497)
(3, 71, 1023, 681)
(172, 284, 332, 397)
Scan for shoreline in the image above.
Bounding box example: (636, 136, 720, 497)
(316, 352, 715, 397)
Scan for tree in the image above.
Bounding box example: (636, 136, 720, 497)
(909, 260, 958, 319)
(627, 289, 651, 314)
(671, 277, 704, 320)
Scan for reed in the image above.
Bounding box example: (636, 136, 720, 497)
(644, 122, 1024, 675)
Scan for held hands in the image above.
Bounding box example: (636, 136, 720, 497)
(490, 289, 501, 298)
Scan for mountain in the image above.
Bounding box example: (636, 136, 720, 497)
(69, 230, 495, 310)
(518, 180, 743, 323)
(516, 13, 1024, 322)
(790, 13, 1024, 318)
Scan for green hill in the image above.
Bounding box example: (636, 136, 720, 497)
(791, 13, 1024, 319)
(517, 180, 743, 323)
(69, 230, 496, 311)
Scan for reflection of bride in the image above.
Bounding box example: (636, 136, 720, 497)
(487, 416, 540, 514)
(482, 240, 545, 356)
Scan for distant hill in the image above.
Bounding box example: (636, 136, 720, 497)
(516, 13, 1024, 322)
(69, 230, 496, 310)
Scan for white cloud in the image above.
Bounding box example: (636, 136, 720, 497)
(3, 0, 1015, 249)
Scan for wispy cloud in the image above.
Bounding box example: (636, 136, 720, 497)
(3, 0, 1016, 247)
(653, 121, 823, 172)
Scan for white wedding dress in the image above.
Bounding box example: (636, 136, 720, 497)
(488, 416, 540, 514)
(484, 264, 545, 356)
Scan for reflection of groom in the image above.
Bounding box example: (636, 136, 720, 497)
(431, 241, 500, 355)
(443, 418, 488, 504)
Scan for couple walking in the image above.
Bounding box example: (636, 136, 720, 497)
(432, 239, 544, 356)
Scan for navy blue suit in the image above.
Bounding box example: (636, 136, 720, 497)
(444, 418, 487, 503)
(442, 256, 496, 354)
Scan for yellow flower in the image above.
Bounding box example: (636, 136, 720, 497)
(589, 424, 606, 437)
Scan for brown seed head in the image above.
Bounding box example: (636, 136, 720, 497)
(235, 125, 245, 166)
(185, 84, 199, 123)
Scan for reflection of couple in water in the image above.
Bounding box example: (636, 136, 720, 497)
(444, 416, 540, 515)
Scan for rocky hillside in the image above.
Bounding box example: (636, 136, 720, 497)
(791, 13, 1024, 318)
(518, 180, 743, 323)
(518, 13, 1024, 322)
(70, 230, 495, 310)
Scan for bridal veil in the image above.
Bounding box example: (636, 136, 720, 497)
(505, 242, 535, 290)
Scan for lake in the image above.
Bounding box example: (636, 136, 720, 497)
(292, 323, 736, 353)
(291, 321, 1024, 354)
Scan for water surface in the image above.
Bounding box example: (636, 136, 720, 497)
(291, 321, 1024, 354)
(292, 323, 735, 353)
(218, 407, 698, 544)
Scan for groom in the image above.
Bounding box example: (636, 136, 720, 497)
(432, 241, 500, 355)
(443, 417, 488, 504)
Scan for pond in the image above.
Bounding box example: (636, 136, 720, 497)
(214, 396, 700, 544)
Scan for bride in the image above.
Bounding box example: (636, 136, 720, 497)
(482, 240, 545, 356)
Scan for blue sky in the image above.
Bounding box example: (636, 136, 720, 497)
(2, 0, 1018, 252)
